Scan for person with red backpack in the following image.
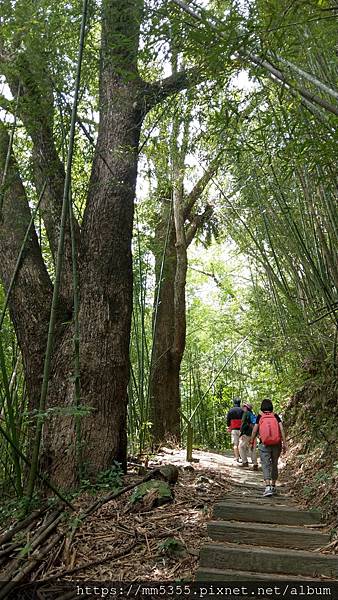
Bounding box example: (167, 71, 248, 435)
(250, 398, 288, 497)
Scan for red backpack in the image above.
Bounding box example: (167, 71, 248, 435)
(259, 413, 281, 446)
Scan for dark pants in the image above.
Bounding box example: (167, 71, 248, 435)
(259, 443, 281, 481)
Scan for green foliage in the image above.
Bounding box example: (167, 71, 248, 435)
(0, 492, 40, 524)
(28, 404, 94, 421)
(0, 0, 337, 497)
(80, 462, 123, 494)
(158, 537, 186, 557)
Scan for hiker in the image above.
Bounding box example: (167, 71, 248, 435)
(250, 398, 288, 497)
(226, 398, 243, 463)
(239, 402, 258, 470)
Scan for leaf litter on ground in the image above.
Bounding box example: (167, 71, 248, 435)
(0, 449, 232, 585)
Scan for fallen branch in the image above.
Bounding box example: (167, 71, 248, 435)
(83, 465, 178, 517)
(0, 531, 64, 600)
(0, 541, 21, 564)
(1, 509, 64, 581)
(0, 465, 180, 585)
(0, 508, 46, 547)
(26, 540, 138, 584)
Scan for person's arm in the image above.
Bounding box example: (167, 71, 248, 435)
(240, 413, 245, 434)
(226, 411, 231, 428)
(249, 423, 259, 445)
(279, 422, 288, 453)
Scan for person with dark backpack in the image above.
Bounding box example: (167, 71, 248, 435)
(239, 402, 258, 470)
(226, 398, 243, 463)
(250, 398, 288, 496)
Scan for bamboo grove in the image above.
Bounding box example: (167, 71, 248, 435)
(0, 0, 337, 503)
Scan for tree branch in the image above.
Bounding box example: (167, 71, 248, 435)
(171, 0, 338, 118)
(185, 203, 213, 247)
(184, 153, 221, 221)
(143, 67, 202, 113)
(0, 124, 53, 410)
(248, 53, 338, 118)
(5, 56, 81, 308)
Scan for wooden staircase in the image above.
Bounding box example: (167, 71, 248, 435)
(197, 477, 337, 581)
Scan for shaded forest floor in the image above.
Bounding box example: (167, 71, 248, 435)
(0, 449, 234, 589)
(46, 449, 233, 582)
(1, 446, 337, 595)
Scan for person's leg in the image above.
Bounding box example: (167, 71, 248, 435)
(250, 438, 258, 467)
(271, 444, 282, 490)
(231, 430, 240, 461)
(239, 435, 249, 466)
(259, 444, 273, 496)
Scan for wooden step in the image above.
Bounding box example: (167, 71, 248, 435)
(199, 543, 338, 578)
(213, 501, 320, 525)
(231, 481, 289, 491)
(207, 520, 330, 550)
(227, 493, 294, 506)
(196, 567, 319, 581)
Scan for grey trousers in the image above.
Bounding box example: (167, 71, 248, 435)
(239, 434, 258, 465)
(259, 443, 281, 482)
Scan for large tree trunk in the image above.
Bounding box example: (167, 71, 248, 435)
(0, 0, 201, 488)
(41, 0, 145, 484)
(149, 162, 217, 444)
(150, 225, 181, 443)
(46, 84, 143, 484)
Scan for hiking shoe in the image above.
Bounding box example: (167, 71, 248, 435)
(252, 464, 259, 471)
(240, 462, 249, 468)
(263, 485, 273, 497)
(271, 486, 277, 495)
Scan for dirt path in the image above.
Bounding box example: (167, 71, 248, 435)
(187, 450, 337, 581)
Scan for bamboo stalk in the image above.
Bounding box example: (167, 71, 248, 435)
(68, 189, 82, 479)
(26, 0, 89, 501)
(0, 84, 21, 216)
(2, 510, 64, 582)
(0, 531, 64, 600)
(0, 180, 47, 333)
(0, 508, 45, 547)
(0, 338, 22, 495)
(0, 423, 75, 509)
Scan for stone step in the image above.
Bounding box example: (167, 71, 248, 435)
(199, 543, 338, 578)
(207, 520, 330, 550)
(196, 567, 319, 581)
(213, 501, 320, 526)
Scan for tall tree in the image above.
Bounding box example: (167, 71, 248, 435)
(149, 137, 217, 443)
(0, 0, 205, 487)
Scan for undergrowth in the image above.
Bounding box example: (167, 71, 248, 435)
(283, 364, 338, 529)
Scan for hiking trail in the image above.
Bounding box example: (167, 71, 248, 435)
(193, 452, 336, 581)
